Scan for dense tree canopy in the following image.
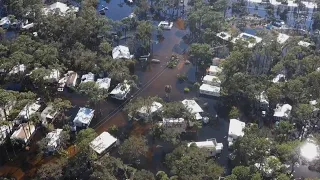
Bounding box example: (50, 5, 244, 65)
(165, 144, 224, 180)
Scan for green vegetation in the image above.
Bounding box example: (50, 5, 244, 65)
(167, 55, 179, 68)
(177, 74, 188, 82)
(184, 87, 190, 93)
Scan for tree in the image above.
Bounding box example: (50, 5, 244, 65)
(225, 174, 237, 180)
(0, 89, 17, 121)
(233, 124, 271, 165)
(78, 81, 108, 117)
(75, 128, 97, 149)
(89, 155, 135, 180)
(99, 40, 112, 56)
(165, 145, 223, 179)
(284, 79, 306, 103)
(231, 166, 251, 180)
(251, 172, 262, 180)
(274, 121, 295, 143)
(229, 106, 240, 119)
(133, 169, 155, 180)
(266, 84, 282, 108)
(162, 101, 199, 128)
(156, 171, 169, 180)
(135, 21, 153, 53)
(36, 159, 66, 180)
(118, 136, 148, 163)
(291, 103, 313, 127)
(275, 140, 300, 174)
(189, 43, 212, 71)
(29, 67, 51, 100)
(276, 173, 290, 180)
(52, 98, 72, 125)
(134, 0, 150, 18)
(124, 96, 162, 122)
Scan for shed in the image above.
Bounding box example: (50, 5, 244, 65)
(228, 119, 245, 146)
(188, 138, 223, 156)
(90, 132, 118, 155)
(73, 107, 95, 128)
(41, 105, 58, 124)
(81, 72, 95, 83)
(96, 78, 111, 90)
(277, 33, 289, 44)
(273, 104, 292, 120)
(110, 81, 131, 100)
(112, 45, 132, 59)
(46, 129, 63, 152)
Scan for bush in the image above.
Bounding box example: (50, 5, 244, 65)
(184, 87, 190, 93)
(193, 82, 200, 89)
(167, 61, 176, 68)
(177, 74, 188, 82)
(108, 125, 119, 137)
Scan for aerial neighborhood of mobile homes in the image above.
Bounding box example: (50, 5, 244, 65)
(2, 0, 320, 178)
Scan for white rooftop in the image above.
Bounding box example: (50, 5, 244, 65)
(158, 21, 173, 29)
(17, 102, 41, 120)
(188, 138, 223, 153)
(248, 0, 317, 8)
(81, 72, 94, 83)
(200, 84, 221, 93)
(46, 129, 63, 150)
(96, 78, 111, 90)
(90, 132, 117, 154)
(8, 64, 26, 75)
(41, 105, 58, 122)
(272, 74, 286, 83)
(44, 69, 60, 81)
(274, 104, 292, 118)
(110, 82, 131, 96)
(208, 66, 222, 75)
(182, 99, 203, 114)
(298, 41, 311, 47)
(310, 100, 317, 106)
(216, 32, 232, 41)
(277, 33, 290, 44)
(0, 17, 10, 26)
(73, 107, 95, 125)
(162, 118, 185, 124)
(228, 119, 245, 138)
(138, 102, 163, 115)
(258, 91, 269, 104)
(0, 124, 12, 144)
(231, 33, 262, 48)
(112, 45, 132, 59)
(188, 139, 217, 149)
(43, 2, 79, 16)
(21, 23, 34, 30)
(203, 75, 221, 84)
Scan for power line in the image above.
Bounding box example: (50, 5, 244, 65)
(93, 60, 172, 130)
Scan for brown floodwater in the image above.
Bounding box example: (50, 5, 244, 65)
(0, 18, 203, 179)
